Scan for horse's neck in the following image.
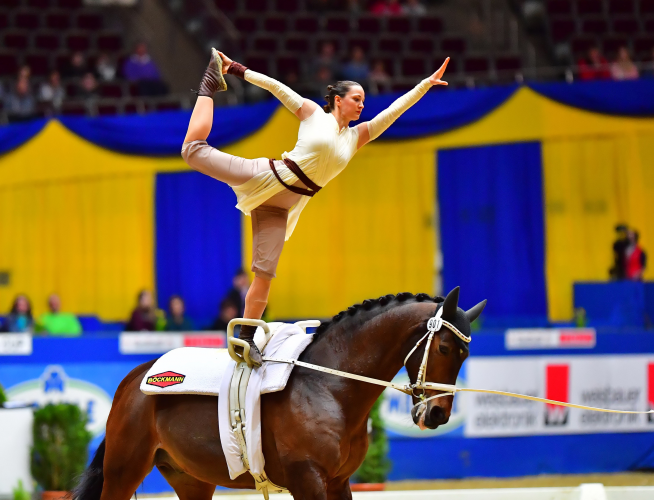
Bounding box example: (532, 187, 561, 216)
(305, 303, 427, 402)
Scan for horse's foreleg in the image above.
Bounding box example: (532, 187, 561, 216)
(157, 466, 216, 500)
(326, 478, 353, 500)
(285, 462, 329, 500)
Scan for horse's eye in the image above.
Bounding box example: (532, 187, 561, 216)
(439, 345, 450, 355)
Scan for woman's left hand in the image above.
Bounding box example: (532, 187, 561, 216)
(428, 57, 450, 86)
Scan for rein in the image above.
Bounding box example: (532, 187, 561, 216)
(264, 308, 654, 416)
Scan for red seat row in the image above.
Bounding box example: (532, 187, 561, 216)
(233, 14, 443, 35)
(1, 30, 122, 52)
(547, 0, 654, 16)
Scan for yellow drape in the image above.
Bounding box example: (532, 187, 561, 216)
(0, 121, 162, 320)
(543, 132, 654, 321)
(0, 173, 154, 320)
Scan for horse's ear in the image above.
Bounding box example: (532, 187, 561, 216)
(466, 299, 487, 323)
(442, 286, 460, 319)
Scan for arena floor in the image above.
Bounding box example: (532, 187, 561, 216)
(139, 472, 654, 498)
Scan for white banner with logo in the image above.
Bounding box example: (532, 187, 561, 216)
(464, 355, 654, 437)
(119, 332, 226, 354)
(0, 333, 32, 355)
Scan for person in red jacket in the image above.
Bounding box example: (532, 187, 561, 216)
(578, 46, 611, 81)
(625, 230, 647, 281)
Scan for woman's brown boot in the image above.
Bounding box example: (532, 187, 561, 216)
(196, 48, 227, 96)
(238, 324, 263, 367)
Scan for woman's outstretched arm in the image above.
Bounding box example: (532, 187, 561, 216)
(355, 58, 450, 149)
(217, 51, 318, 120)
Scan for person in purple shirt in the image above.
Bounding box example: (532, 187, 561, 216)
(122, 42, 168, 96)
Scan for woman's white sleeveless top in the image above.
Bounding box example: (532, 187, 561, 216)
(232, 107, 360, 240)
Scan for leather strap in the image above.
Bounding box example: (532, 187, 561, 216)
(227, 61, 248, 79)
(269, 158, 322, 197)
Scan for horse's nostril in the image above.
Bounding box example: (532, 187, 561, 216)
(430, 405, 448, 425)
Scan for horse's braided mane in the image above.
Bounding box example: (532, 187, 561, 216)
(314, 292, 444, 337)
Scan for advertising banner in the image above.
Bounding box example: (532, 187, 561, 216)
(465, 355, 654, 437)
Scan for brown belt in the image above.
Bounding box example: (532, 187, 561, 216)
(269, 158, 322, 197)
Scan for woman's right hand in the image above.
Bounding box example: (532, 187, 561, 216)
(428, 57, 450, 86)
(217, 50, 233, 74)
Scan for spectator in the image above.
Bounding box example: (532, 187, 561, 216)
(39, 71, 65, 113)
(165, 295, 195, 331)
(4, 76, 37, 122)
(610, 224, 629, 280)
(3, 294, 34, 333)
(62, 52, 89, 79)
(125, 290, 159, 331)
(347, 0, 362, 14)
(37, 294, 82, 336)
(95, 53, 117, 82)
(577, 46, 611, 81)
(625, 230, 647, 281)
(402, 0, 427, 16)
(611, 46, 639, 81)
(311, 42, 341, 79)
(209, 298, 239, 331)
(224, 269, 251, 318)
(369, 60, 392, 95)
(370, 0, 402, 16)
(75, 72, 99, 100)
(342, 46, 370, 85)
(123, 42, 168, 96)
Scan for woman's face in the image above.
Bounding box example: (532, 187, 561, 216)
(15, 296, 28, 314)
(170, 297, 184, 317)
(335, 85, 365, 122)
(140, 291, 153, 309)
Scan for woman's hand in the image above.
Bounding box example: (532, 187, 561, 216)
(428, 57, 450, 86)
(217, 50, 233, 74)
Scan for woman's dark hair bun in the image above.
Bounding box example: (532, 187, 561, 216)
(323, 80, 360, 113)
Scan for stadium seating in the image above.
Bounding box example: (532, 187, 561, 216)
(543, 0, 654, 64)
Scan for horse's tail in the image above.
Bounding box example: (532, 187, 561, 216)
(71, 438, 105, 500)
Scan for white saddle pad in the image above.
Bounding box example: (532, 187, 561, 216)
(140, 322, 311, 396)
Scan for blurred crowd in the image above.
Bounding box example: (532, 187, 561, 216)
(0, 42, 168, 122)
(577, 45, 654, 81)
(288, 41, 395, 97)
(0, 269, 251, 335)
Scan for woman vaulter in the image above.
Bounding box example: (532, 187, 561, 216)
(182, 49, 449, 366)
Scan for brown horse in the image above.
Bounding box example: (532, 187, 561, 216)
(72, 288, 484, 500)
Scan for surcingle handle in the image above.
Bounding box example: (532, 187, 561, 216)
(227, 318, 270, 367)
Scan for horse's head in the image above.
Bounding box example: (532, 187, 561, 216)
(407, 287, 486, 430)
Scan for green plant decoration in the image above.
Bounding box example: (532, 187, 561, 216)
(31, 403, 93, 492)
(12, 480, 30, 500)
(354, 397, 391, 484)
(0, 382, 7, 406)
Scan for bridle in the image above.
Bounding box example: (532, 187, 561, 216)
(403, 305, 469, 402)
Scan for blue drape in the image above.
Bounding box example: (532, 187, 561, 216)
(355, 84, 518, 138)
(155, 171, 242, 328)
(59, 99, 279, 156)
(0, 118, 48, 156)
(438, 142, 547, 322)
(529, 79, 654, 116)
